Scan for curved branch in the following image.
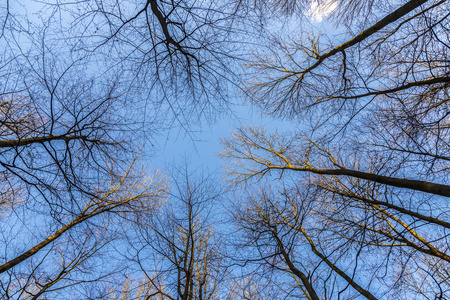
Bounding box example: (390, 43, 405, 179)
(270, 228, 320, 300)
(0, 134, 89, 148)
(319, 186, 450, 229)
(331, 76, 450, 100)
(268, 165, 450, 198)
(0, 213, 90, 274)
(148, 0, 194, 61)
(299, 228, 378, 300)
(293, 0, 428, 79)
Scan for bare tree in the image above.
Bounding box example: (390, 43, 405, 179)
(107, 165, 228, 300)
(247, 0, 449, 121)
(0, 10, 169, 298)
(0, 160, 167, 298)
(221, 124, 450, 298)
(35, 0, 256, 129)
(219, 1, 450, 297)
(241, 0, 449, 188)
(0, 0, 249, 297)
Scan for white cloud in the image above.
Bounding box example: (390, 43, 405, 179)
(307, 0, 338, 22)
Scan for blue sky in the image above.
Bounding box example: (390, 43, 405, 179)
(150, 103, 296, 171)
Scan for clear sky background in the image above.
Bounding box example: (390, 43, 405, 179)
(150, 104, 294, 171)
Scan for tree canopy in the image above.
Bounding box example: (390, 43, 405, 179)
(1, 0, 449, 299)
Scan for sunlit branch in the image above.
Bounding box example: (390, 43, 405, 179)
(291, 0, 428, 80)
